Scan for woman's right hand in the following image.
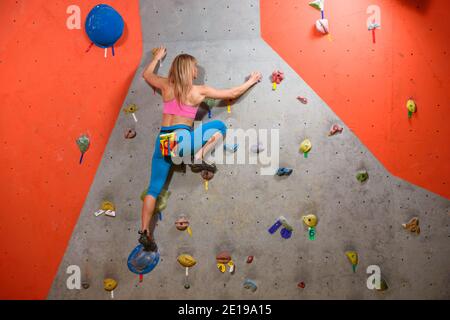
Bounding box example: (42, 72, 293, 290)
(247, 71, 262, 85)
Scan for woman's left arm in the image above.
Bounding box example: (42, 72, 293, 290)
(142, 46, 167, 89)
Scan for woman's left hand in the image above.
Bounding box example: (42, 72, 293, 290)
(153, 46, 167, 61)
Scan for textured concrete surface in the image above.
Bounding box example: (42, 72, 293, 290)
(49, 0, 450, 299)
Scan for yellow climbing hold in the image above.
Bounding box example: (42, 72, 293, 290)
(345, 251, 358, 272)
(302, 214, 317, 228)
(217, 263, 226, 273)
(100, 201, 115, 211)
(406, 99, 416, 118)
(103, 278, 117, 291)
(300, 139, 312, 154)
(123, 103, 138, 114)
(177, 254, 197, 268)
(124, 103, 139, 122)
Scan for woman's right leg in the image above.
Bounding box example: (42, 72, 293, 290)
(192, 120, 227, 161)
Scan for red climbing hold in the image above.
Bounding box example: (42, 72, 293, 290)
(297, 281, 305, 289)
(297, 96, 308, 104)
(328, 124, 343, 136)
(124, 128, 137, 139)
(271, 70, 284, 84)
(246, 256, 254, 264)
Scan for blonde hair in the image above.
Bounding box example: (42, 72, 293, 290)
(168, 54, 197, 105)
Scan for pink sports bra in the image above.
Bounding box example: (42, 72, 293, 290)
(163, 98, 198, 119)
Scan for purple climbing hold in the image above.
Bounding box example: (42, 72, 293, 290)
(268, 220, 282, 234)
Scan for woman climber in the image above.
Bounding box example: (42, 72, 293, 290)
(139, 46, 262, 251)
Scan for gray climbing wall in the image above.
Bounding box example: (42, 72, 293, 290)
(48, 0, 450, 299)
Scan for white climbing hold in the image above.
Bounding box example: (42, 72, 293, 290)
(94, 209, 105, 217)
(315, 19, 329, 34)
(251, 143, 265, 154)
(105, 210, 116, 217)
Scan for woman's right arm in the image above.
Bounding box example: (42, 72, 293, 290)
(199, 72, 262, 100)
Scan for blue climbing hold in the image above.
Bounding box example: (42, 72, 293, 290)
(280, 228, 292, 239)
(268, 220, 282, 234)
(127, 244, 160, 275)
(85, 4, 124, 49)
(224, 143, 239, 153)
(276, 167, 293, 176)
(243, 279, 258, 292)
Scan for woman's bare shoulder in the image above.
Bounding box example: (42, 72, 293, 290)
(191, 85, 207, 102)
(192, 84, 208, 96)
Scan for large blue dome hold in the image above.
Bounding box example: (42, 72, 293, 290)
(127, 244, 160, 275)
(85, 4, 124, 49)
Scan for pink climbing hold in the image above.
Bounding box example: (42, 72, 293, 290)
(328, 124, 343, 136)
(271, 70, 284, 85)
(297, 96, 308, 104)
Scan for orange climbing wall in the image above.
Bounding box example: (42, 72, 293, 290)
(0, 0, 141, 299)
(261, 0, 450, 199)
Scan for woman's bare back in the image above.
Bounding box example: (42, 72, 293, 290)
(160, 81, 205, 127)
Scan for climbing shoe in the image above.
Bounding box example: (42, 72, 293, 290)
(189, 161, 217, 173)
(138, 230, 158, 252)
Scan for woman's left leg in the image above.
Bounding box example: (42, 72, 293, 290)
(139, 132, 173, 251)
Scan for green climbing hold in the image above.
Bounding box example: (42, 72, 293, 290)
(204, 98, 217, 108)
(309, 0, 324, 11)
(140, 188, 170, 213)
(155, 189, 170, 212)
(76, 134, 90, 164)
(356, 170, 369, 183)
(76, 135, 90, 153)
(377, 278, 388, 291)
(140, 188, 148, 201)
(308, 227, 316, 240)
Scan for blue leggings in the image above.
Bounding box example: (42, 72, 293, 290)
(147, 120, 227, 198)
